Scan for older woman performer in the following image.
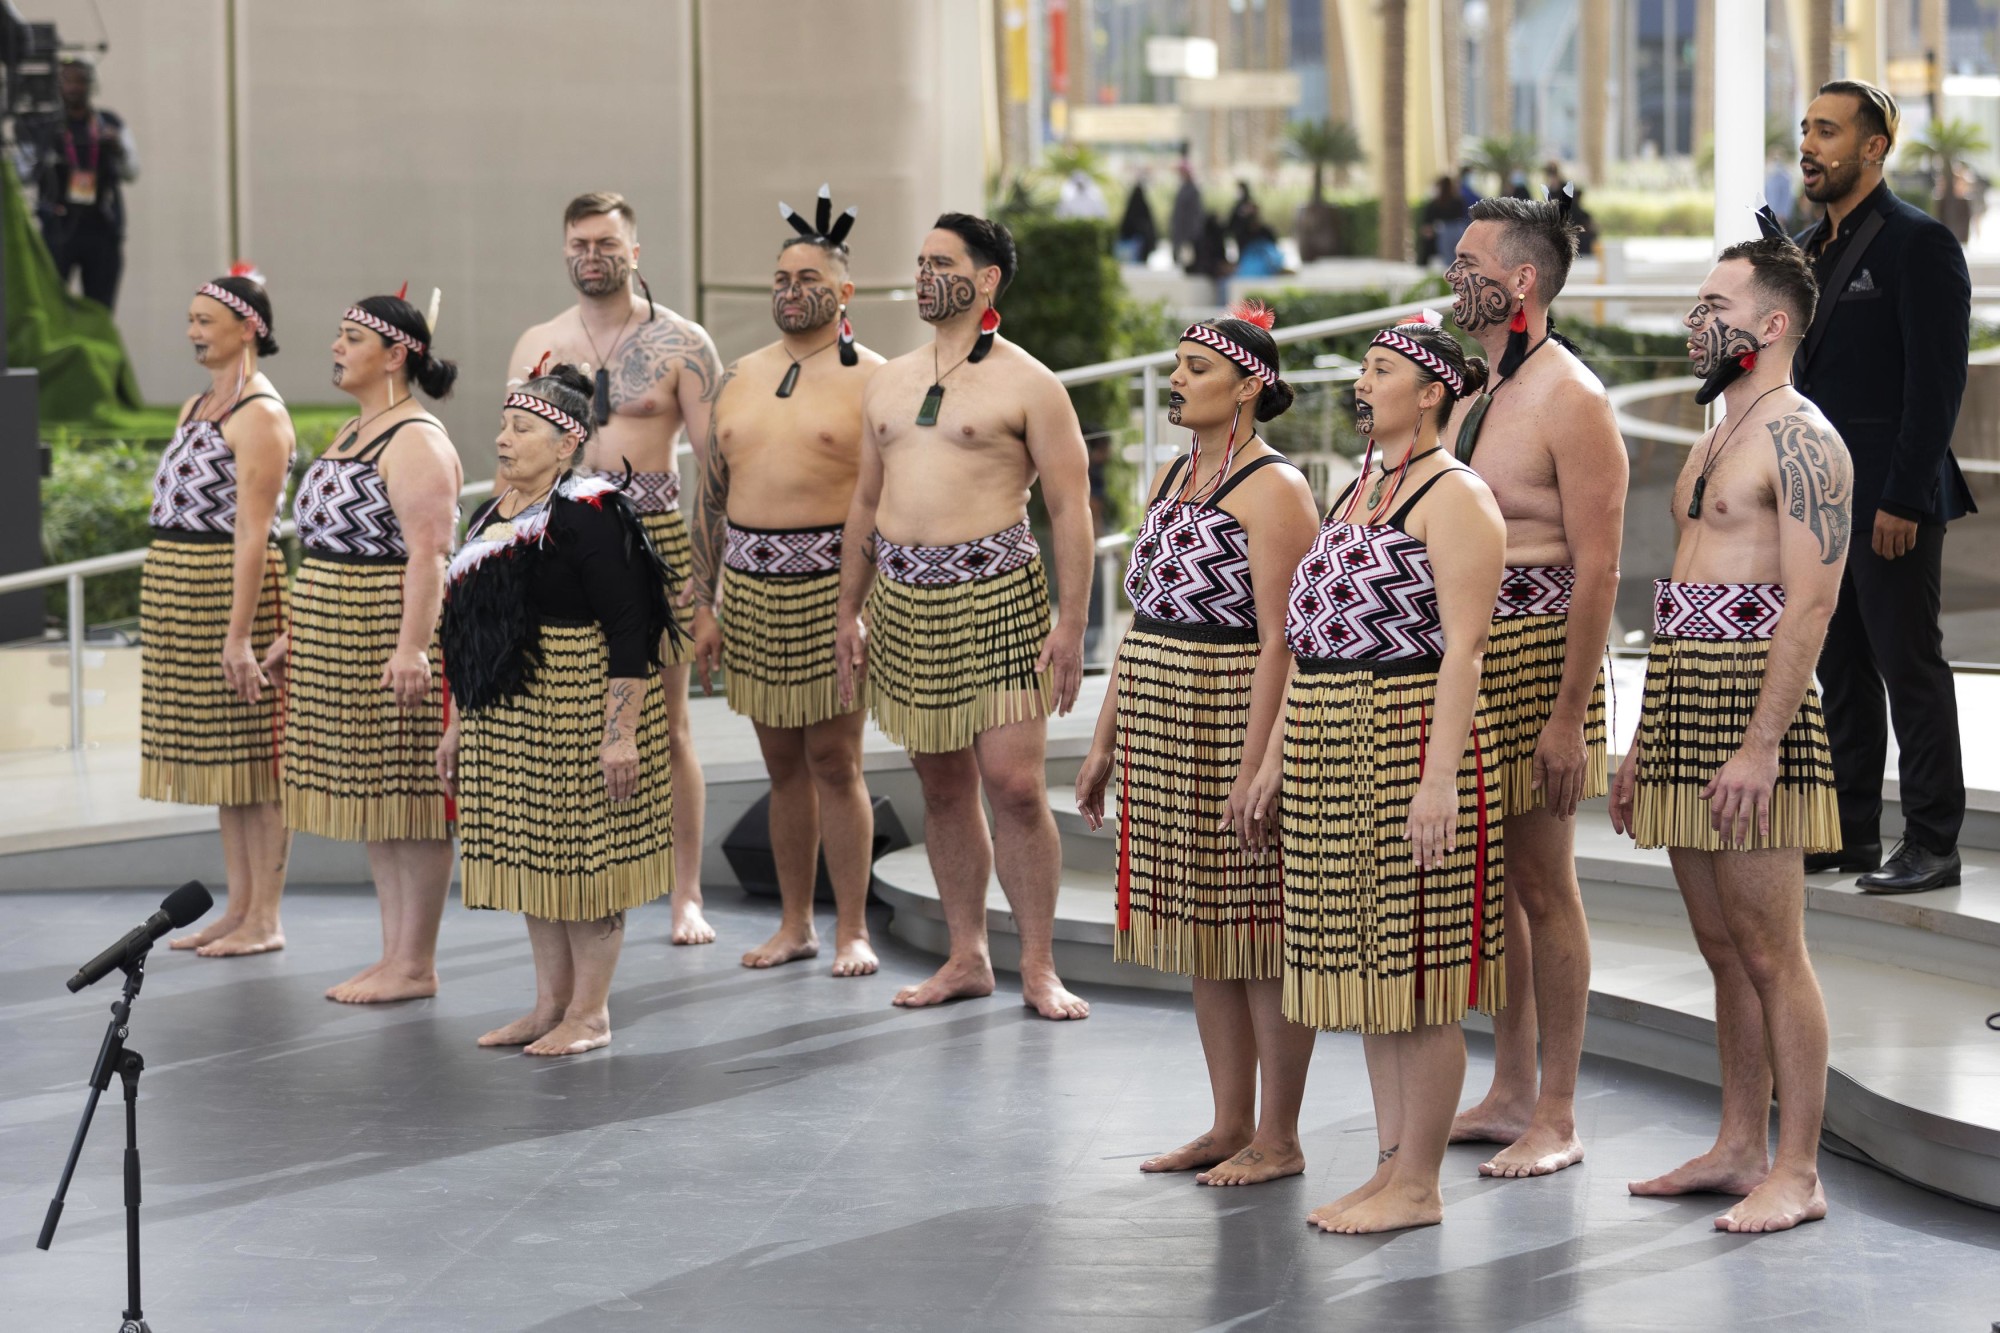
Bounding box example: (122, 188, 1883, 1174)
(266, 292, 463, 1003)
(144, 271, 295, 956)
(1246, 314, 1508, 1234)
(1076, 302, 1320, 1186)
(438, 362, 678, 1057)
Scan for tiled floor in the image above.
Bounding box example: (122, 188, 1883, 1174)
(2, 887, 1996, 1333)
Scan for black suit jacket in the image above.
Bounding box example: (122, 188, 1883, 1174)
(1794, 183, 1976, 525)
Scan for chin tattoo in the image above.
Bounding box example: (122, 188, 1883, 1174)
(569, 254, 632, 298)
(1690, 313, 1763, 405)
(1445, 260, 1512, 331)
(918, 266, 977, 325)
(773, 281, 838, 334)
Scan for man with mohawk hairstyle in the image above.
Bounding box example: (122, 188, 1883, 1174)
(834, 211, 1095, 1020)
(1441, 194, 1628, 1179)
(507, 191, 723, 950)
(689, 186, 886, 978)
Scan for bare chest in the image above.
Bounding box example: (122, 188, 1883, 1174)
(723, 381, 863, 470)
(873, 369, 1023, 461)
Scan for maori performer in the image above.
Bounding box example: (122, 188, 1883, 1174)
(1247, 314, 1507, 1234)
(438, 363, 677, 1057)
(143, 269, 295, 957)
(1442, 195, 1626, 1177)
(508, 192, 723, 947)
(268, 290, 462, 1003)
(835, 213, 1093, 1020)
(1613, 234, 1844, 1234)
(690, 187, 885, 976)
(1076, 301, 1320, 1184)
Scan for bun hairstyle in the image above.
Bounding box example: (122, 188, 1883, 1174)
(1190, 300, 1297, 421)
(1393, 321, 1490, 402)
(519, 362, 597, 445)
(350, 294, 460, 399)
(207, 274, 279, 357)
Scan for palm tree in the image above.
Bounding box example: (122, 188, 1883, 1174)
(1284, 118, 1366, 260)
(1470, 132, 1539, 195)
(1911, 117, 1990, 242)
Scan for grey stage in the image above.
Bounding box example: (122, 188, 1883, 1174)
(2, 887, 1996, 1333)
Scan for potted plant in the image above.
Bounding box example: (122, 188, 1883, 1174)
(1284, 118, 1364, 261)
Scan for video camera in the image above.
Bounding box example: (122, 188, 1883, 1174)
(0, 1, 63, 120)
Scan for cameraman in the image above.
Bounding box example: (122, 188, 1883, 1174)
(25, 56, 138, 311)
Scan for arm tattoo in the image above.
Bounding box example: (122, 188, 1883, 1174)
(611, 315, 719, 409)
(691, 365, 737, 602)
(1769, 415, 1853, 565)
(604, 679, 638, 742)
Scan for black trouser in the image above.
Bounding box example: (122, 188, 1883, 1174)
(40, 209, 125, 310)
(1815, 520, 1964, 853)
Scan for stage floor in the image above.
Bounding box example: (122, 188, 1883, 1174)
(2, 888, 1996, 1332)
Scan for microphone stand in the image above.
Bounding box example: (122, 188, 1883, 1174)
(38, 948, 155, 1332)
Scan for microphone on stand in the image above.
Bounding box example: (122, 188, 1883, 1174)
(66, 882, 212, 993)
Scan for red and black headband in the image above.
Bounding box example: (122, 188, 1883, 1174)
(1369, 310, 1464, 396)
(1180, 299, 1279, 387)
(505, 351, 589, 442)
(343, 283, 428, 358)
(196, 263, 268, 338)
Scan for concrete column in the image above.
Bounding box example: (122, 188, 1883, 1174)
(1846, 0, 1886, 84)
(1580, 0, 1612, 184)
(1715, 0, 1770, 248)
(1440, 0, 1464, 168)
(1379, 0, 1410, 260)
(1922, 0, 1947, 112)
(1694, 0, 1715, 161)
(1339, 0, 1382, 171)
(1322, 0, 1353, 124)
(1405, 0, 1446, 195)
(698, 0, 988, 363)
(1792, 0, 1834, 97)
(1485, 0, 1513, 137)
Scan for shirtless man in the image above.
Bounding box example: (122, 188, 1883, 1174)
(1442, 197, 1627, 1178)
(690, 190, 883, 978)
(1611, 237, 1846, 1234)
(508, 192, 722, 947)
(834, 212, 1092, 1021)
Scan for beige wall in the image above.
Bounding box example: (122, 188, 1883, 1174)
(32, 0, 988, 476)
(697, 0, 990, 363)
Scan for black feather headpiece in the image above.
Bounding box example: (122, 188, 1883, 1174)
(1754, 203, 1788, 240)
(777, 183, 861, 370)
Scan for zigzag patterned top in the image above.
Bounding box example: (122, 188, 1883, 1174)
(874, 519, 1039, 587)
(1123, 454, 1297, 630)
(1493, 563, 1575, 618)
(295, 418, 442, 560)
(150, 394, 292, 539)
(1286, 520, 1445, 661)
(590, 468, 679, 516)
(724, 522, 843, 576)
(1653, 578, 1786, 641)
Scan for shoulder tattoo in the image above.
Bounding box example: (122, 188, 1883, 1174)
(612, 315, 720, 408)
(1768, 415, 1852, 565)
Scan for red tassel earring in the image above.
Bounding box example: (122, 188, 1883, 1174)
(838, 306, 858, 367)
(1508, 298, 1528, 334)
(969, 304, 1001, 363)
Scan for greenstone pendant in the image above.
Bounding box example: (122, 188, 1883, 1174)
(917, 384, 944, 427)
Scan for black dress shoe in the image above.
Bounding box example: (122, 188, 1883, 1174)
(1805, 842, 1880, 875)
(1857, 840, 1961, 895)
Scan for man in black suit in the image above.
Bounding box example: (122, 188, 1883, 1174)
(1793, 80, 1975, 894)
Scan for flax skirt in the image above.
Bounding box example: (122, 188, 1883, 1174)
(1111, 623, 1282, 980)
(722, 567, 848, 729)
(138, 536, 287, 807)
(1280, 663, 1506, 1034)
(458, 624, 673, 920)
(1481, 613, 1609, 817)
(1631, 636, 1839, 852)
(864, 561, 1054, 755)
(281, 556, 450, 842)
(638, 509, 694, 667)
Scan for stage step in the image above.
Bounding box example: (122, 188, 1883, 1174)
(872, 787, 2000, 1207)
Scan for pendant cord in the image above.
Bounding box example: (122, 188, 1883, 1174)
(784, 331, 842, 372)
(1691, 381, 1793, 516)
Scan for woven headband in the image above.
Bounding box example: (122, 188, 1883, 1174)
(197, 283, 268, 338)
(343, 305, 426, 358)
(1370, 327, 1464, 396)
(504, 391, 588, 443)
(1179, 323, 1278, 388)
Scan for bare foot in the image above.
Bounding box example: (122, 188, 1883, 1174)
(1480, 1124, 1585, 1178)
(670, 893, 716, 946)
(195, 924, 284, 957)
(1139, 1131, 1245, 1174)
(1022, 971, 1090, 1021)
(477, 1009, 565, 1047)
(831, 936, 879, 978)
(1313, 1183, 1444, 1234)
(1449, 1097, 1533, 1146)
(1628, 1150, 1769, 1198)
(893, 957, 995, 1008)
(741, 926, 819, 969)
(1717, 1171, 1827, 1234)
(327, 968, 439, 1005)
(324, 959, 388, 1000)
(1305, 1159, 1395, 1230)
(524, 1015, 611, 1057)
(1198, 1140, 1305, 1186)
(170, 915, 243, 950)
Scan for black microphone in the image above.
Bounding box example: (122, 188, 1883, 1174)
(66, 882, 212, 992)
